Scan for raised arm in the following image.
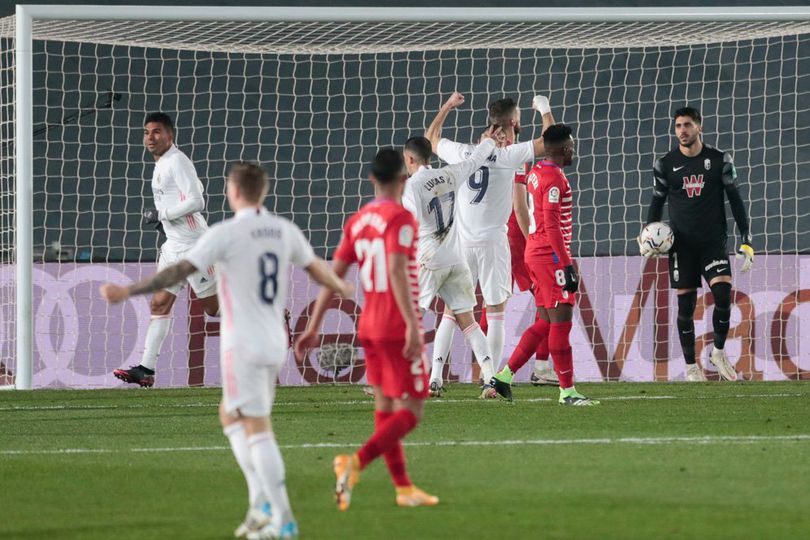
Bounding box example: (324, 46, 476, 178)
(531, 95, 556, 157)
(426, 92, 465, 151)
(445, 133, 498, 182)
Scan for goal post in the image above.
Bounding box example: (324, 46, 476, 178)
(5, 5, 810, 389)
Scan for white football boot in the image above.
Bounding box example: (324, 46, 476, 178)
(709, 348, 738, 381)
(685, 364, 707, 382)
(234, 508, 271, 538)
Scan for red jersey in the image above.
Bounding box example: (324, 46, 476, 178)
(525, 160, 573, 266)
(334, 198, 420, 342)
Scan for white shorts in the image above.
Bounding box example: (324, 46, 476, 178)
(464, 240, 512, 306)
(221, 347, 282, 418)
(418, 262, 476, 314)
(158, 243, 217, 298)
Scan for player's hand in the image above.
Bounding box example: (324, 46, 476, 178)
(736, 237, 754, 273)
(155, 222, 165, 235)
(402, 321, 424, 359)
(636, 235, 656, 258)
(294, 328, 319, 361)
(562, 264, 579, 293)
(480, 124, 503, 143)
(99, 283, 130, 304)
(480, 125, 508, 147)
(532, 95, 551, 115)
(443, 92, 465, 110)
(143, 207, 160, 224)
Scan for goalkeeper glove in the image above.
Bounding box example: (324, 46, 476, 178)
(143, 207, 160, 224)
(636, 234, 656, 258)
(736, 234, 754, 273)
(532, 95, 551, 116)
(562, 264, 579, 293)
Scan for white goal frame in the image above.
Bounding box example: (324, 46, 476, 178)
(12, 4, 810, 389)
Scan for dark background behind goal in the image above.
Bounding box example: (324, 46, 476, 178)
(1, 1, 808, 261)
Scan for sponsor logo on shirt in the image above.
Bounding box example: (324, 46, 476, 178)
(682, 175, 705, 198)
(399, 225, 414, 248)
(548, 186, 560, 203)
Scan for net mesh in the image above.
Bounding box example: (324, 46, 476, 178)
(1, 14, 808, 387)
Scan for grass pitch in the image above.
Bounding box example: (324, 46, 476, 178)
(1, 382, 809, 539)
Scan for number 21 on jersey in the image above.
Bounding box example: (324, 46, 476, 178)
(355, 238, 387, 292)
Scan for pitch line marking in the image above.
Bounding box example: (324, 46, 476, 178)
(2, 434, 810, 456)
(0, 392, 807, 412)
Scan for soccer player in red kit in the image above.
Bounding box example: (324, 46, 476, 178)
(505, 162, 558, 386)
(491, 124, 599, 405)
(295, 148, 438, 510)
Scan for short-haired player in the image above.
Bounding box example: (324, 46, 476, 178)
(101, 162, 352, 538)
(640, 106, 752, 381)
(296, 148, 439, 510)
(491, 124, 599, 405)
(401, 131, 502, 398)
(424, 93, 555, 394)
(113, 112, 219, 387)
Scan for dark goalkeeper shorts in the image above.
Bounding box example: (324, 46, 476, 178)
(668, 240, 732, 289)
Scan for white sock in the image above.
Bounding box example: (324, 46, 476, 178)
(486, 311, 505, 372)
(223, 423, 266, 510)
(463, 323, 494, 381)
(140, 315, 171, 371)
(249, 432, 294, 527)
(430, 314, 456, 385)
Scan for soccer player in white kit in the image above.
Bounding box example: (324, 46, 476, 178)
(113, 112, 219, 387)
(100, 162, 352, 539)
(401, 131, 500, 398)
(424, 93, 555, 393)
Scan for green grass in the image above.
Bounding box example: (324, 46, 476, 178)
(1, 382, 810, 539)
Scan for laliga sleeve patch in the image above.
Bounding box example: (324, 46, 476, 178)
(399, 224, 414, 248)
(548, 186, 560, 203)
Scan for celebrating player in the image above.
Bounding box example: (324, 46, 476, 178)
(424, 93, 556, 393)
(101, 162, 352, 538)
(113, 112, 218, 387)
(490, 124, 599, 405)
(295, 148, 438, 510)
(640, 106, 752, 382)
(402, 133, 501, 398)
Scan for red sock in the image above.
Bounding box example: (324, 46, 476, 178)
(375, 411, 411, 487)
(479, 307, 488, 335)
(507, 318, 550, 373)
(548, 321, 574, 388)
(357, 409, 418, 469)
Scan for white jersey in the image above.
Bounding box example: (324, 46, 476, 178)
(185, 207, 316, 360)
(402, 138, 496, 270)
(151, 145, 209, 249)
(436, 139, 534, 246)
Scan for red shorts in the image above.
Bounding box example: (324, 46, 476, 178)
(508, 231, 532, 292)
(526, 254, 577, 309)
(361, 338, 429, 400)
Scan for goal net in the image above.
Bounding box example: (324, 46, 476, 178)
(2, 8, 809, 388)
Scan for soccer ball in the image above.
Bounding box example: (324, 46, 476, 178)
(639, 222, 674, 253)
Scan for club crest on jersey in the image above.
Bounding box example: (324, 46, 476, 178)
(704, 158, 711, 171)
(548, 186, 560, 203)
(682, 174, 704, 198)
